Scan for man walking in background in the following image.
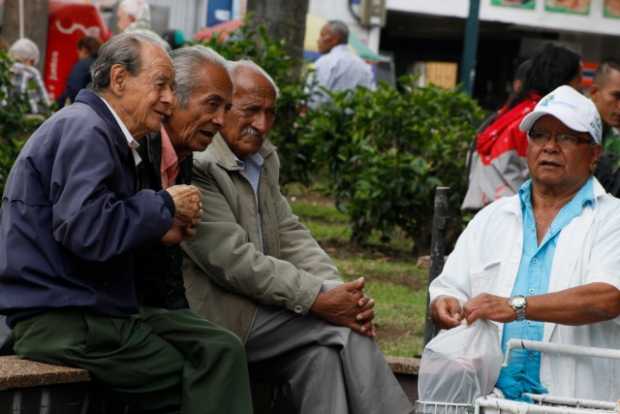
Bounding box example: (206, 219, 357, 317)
(308, 20, 375, 107)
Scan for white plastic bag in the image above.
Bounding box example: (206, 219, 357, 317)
(418, 320, 503, 404)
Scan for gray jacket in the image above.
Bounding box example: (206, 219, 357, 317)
(182, 134, 341, 340)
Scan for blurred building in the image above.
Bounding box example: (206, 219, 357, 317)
(381, 0, 620, 108)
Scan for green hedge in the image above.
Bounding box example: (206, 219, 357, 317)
(306, 78, 484, 252)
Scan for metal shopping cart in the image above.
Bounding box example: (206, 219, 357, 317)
(415, 339, 620, 414)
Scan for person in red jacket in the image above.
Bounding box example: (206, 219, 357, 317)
(462, 43, 582, 210)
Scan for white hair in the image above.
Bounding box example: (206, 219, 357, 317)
(171, 45, 230, 108)
(8, 38, 40, 65)
(229, 59, 280, 99)
(119, 0, 149, 19)
(129, 29, 170, 52)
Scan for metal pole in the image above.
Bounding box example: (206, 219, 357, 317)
(423, 186, 450, 346)
(459, 0, 480, 96)
(368, 25, 380, 53)
(18, 0, 24, 39)
(503, 339, 620, 367)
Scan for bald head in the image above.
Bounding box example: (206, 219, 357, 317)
(229, 60, 279, 99)
(221, 61, 277, 159)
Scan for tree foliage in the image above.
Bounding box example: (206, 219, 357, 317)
(308, 78, 485, 252)
(0, 51, 42, 194)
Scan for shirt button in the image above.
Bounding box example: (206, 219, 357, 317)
(294, 305, 303, 314)
(531, 258, 538, 265)
(528, 288, 535, 294)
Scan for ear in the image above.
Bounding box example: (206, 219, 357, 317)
(108, 64, 128, 96)
(590, 83, 600, 100)
(588, 145, 601, 174)
(591, 144, 603, 171)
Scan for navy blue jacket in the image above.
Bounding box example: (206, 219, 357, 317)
(0, 89, 175, 325)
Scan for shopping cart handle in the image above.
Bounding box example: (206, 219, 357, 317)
(503, 339, 620, 367)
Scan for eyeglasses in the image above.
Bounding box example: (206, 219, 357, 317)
(528, 129, 594, 148)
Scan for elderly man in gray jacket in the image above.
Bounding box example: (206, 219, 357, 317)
(182, 60, 412, 414)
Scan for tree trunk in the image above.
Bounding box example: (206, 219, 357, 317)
(246, 0, 309, 82)
(2, 0, 49, 73)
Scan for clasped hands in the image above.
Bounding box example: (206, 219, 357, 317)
(310, 277, 376, 337)
(161, 184, 203, 245)
(431, 293, 519, 329)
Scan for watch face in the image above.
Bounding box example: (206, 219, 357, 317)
(511, 296, 526, 309)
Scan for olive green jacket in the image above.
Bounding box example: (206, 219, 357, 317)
(182, 134, 341, 341)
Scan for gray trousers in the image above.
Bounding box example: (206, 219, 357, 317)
(246, 306, 413, 414)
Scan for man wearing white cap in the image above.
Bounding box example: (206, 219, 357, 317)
(428, 85, 620, 401)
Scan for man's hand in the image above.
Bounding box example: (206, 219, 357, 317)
(166, 185, 202, 225)
(356, 293, 376, 336)
(161, 221, 184, 245)
(310, 278, 375, 337)
(431, 295, 464, 329)
(463, 293, 515, 325)
(160, 220, 197, 245)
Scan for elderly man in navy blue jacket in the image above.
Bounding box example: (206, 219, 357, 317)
(0, 32, 252, 414)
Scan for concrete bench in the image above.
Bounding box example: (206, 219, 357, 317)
(0, 356, 90, 390)
(0, 354, 421, 412)
(0, 356, 134, 414)
(0, 356, 92, 413)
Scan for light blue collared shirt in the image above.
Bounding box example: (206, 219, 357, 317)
(496, 177, 594, 401)
(236, 152, 265, 250)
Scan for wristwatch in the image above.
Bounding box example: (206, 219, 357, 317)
(509, 295, 528, 321)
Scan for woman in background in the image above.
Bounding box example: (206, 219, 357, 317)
(7, 38, 50, 114)
(57, 36, 101, 107)
(462, 43, 582, 210)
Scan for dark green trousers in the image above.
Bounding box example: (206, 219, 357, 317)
(12, 307, 253, 414)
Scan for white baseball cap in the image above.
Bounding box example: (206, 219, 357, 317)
(519, 85, 603, 144)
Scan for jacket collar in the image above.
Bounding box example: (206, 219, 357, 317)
(500, 176, 606, 217)
(75, 89, 132, 160)
(210, 133, 276, 171)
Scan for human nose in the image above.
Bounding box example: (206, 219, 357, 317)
(252, 112, 271, 134)
(540, 134, 561, 151)
(212, 105, 226, 128)
(161, 85, 175, 106)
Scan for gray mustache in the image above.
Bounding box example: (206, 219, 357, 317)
(242, 127, 261, 138)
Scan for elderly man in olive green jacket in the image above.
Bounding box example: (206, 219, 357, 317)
(182, 60, 412, 414)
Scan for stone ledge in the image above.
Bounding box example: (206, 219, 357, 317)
(0, 354, 418, 391)
(0, 356, 90, 390)
(386, 355, 420, 376)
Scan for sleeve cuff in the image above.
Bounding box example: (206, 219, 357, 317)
(158, 190, 175, 217)
(321, 279, 343, 292)
(289, 271, 324, 315)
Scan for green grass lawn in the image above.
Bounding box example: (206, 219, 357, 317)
(287, 187, 428, 358)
